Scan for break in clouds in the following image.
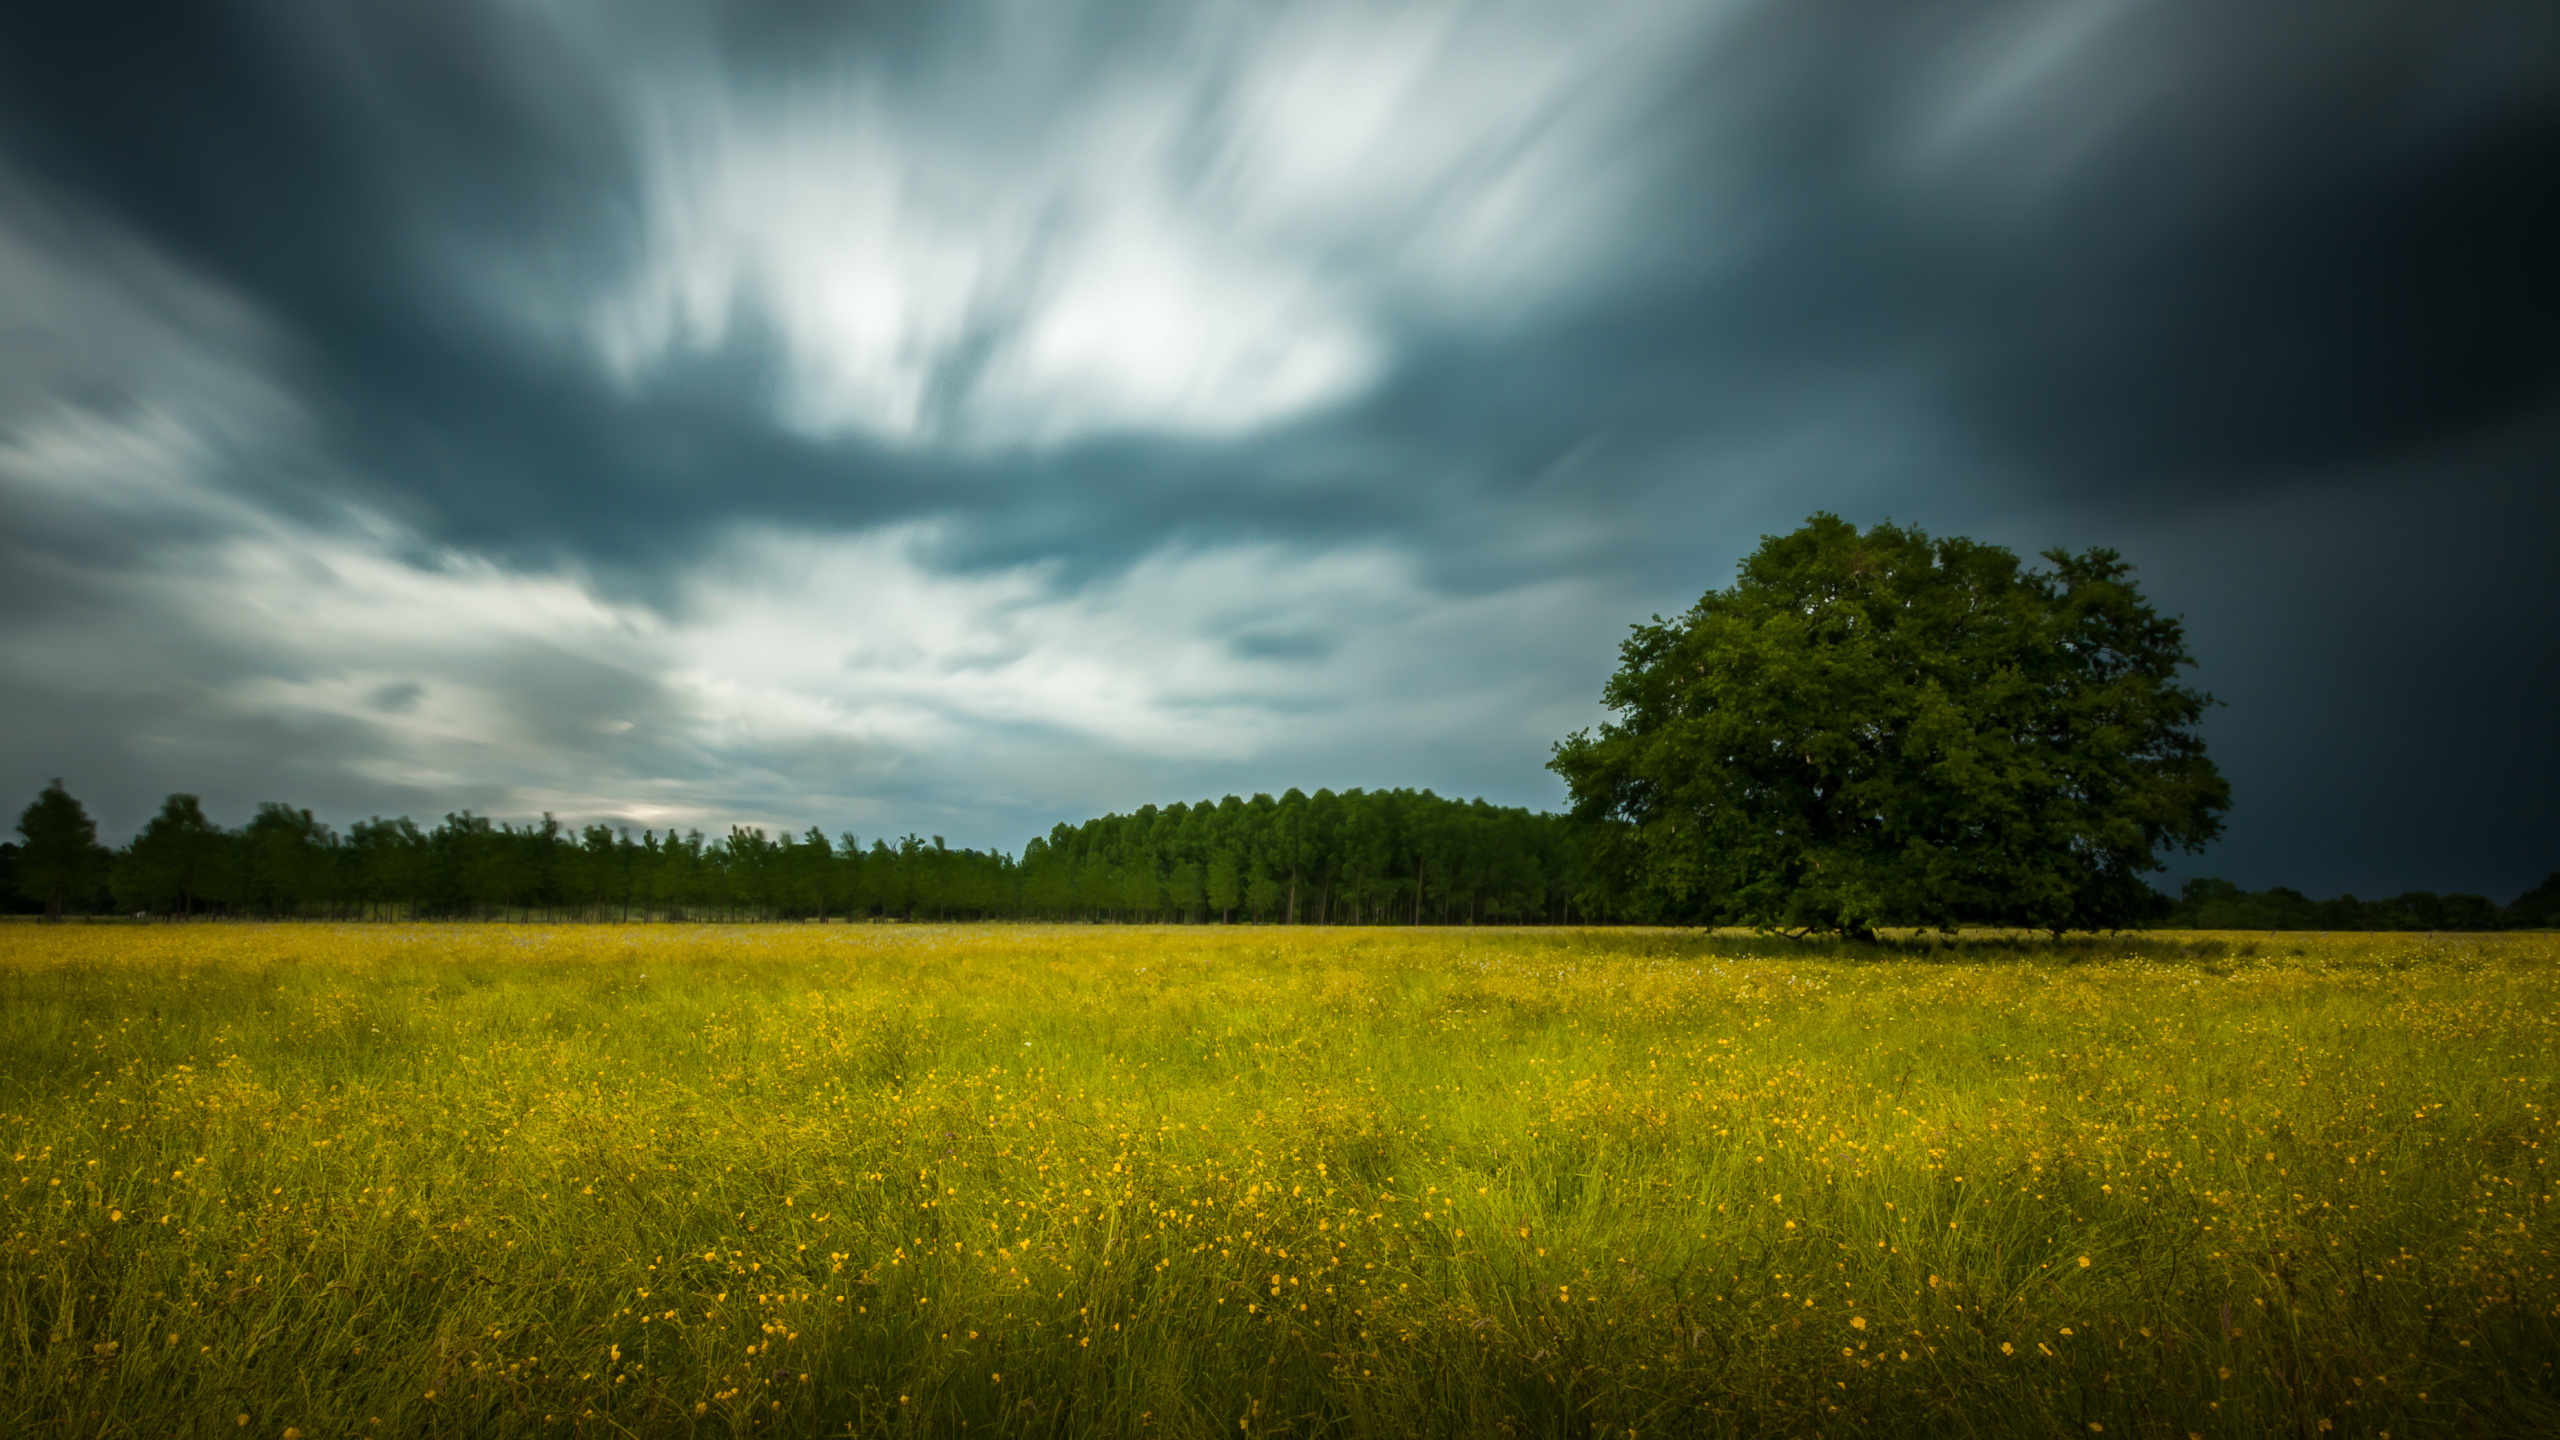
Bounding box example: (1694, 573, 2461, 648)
(0, 0, 2555, 895)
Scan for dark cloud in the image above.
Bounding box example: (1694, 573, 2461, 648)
(0, 0, 2553, 894)
(1956, 92, 2560, 485)
(1228, 630, 1337, 663)
(363, 681, 423, 714)
(2116, 409, 2560, 899)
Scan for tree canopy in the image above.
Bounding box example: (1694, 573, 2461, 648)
(1550, 514, 2231, 935)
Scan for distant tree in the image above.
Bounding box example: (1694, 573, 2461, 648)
(2511, 873, 2560, 930)
(1553, 515, 2230, 936)
(1074, 852, 1114, 921)
(14, 779, 109, 921)
(240, 803, 337, 917)
(907, 835, 948, 920)
(432, 811, 501, 918)
(2440, 894, 2505, 930)
(1125, 857, 1164, 921)
(721, 827, 779, 920)
(1205, 850, 1241, 924)
(2167, 875, 2550, 932)
(1167, 859, 1205, 923)
(350, 816, 430, 919)
(642, 831, 678, 919)
(775, 828, 821, 921)
(520, 814, 567, 919)
(1244, 865, 1281, 923)
(573, 824, 618, 920)
(115, 793, 228, 917)
(1019, 835, 1069, 918)
(1272, 791, 1309, 923)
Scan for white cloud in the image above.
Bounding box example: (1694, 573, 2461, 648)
(596, 63, 1381, 447)
(669, 527, 1411, 755)
(590, 0, 1728, 450)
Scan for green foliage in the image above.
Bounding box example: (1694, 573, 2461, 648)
(12, 779, 109, 922)
(1021, 788, 1585, 925)
(1553, 514, 2230, 935)
(1204, 850, 1240, 922)
(110, 795, 226, 917)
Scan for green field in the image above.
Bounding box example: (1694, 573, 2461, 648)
(3, 924, 2554, 1436)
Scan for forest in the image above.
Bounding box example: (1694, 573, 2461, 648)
(0, 783, 1592, 924)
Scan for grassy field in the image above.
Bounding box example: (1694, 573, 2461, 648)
(1, 925, 2553, 1438)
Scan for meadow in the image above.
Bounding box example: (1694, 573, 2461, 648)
(1, 924, 2552, 1438)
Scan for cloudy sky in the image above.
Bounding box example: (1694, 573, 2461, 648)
(2, 0, 2554, 898)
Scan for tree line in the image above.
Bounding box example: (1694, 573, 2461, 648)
(9, 777, 2551, 930)
(1, 780, 1595, 925)
(2161, 875, 2560, 932)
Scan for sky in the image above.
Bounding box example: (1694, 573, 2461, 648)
(1, 0, 2554, 900)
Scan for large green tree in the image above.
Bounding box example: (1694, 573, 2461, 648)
(1550, 515, 2229, 935)
(14, 779, 110, 922)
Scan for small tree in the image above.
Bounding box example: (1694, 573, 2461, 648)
(1551, 515, 2229, 936)
(15, 779, 109, 922)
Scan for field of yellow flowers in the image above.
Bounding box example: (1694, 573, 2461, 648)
(2, 923, 2553, 1437)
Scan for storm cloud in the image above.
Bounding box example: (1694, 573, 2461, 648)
(1, 0, 2554, 897)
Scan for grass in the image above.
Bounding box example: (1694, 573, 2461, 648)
(1, 923, 2553, 1438)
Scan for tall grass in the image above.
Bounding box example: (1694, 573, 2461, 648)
(1, 924, 2552, 1436)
